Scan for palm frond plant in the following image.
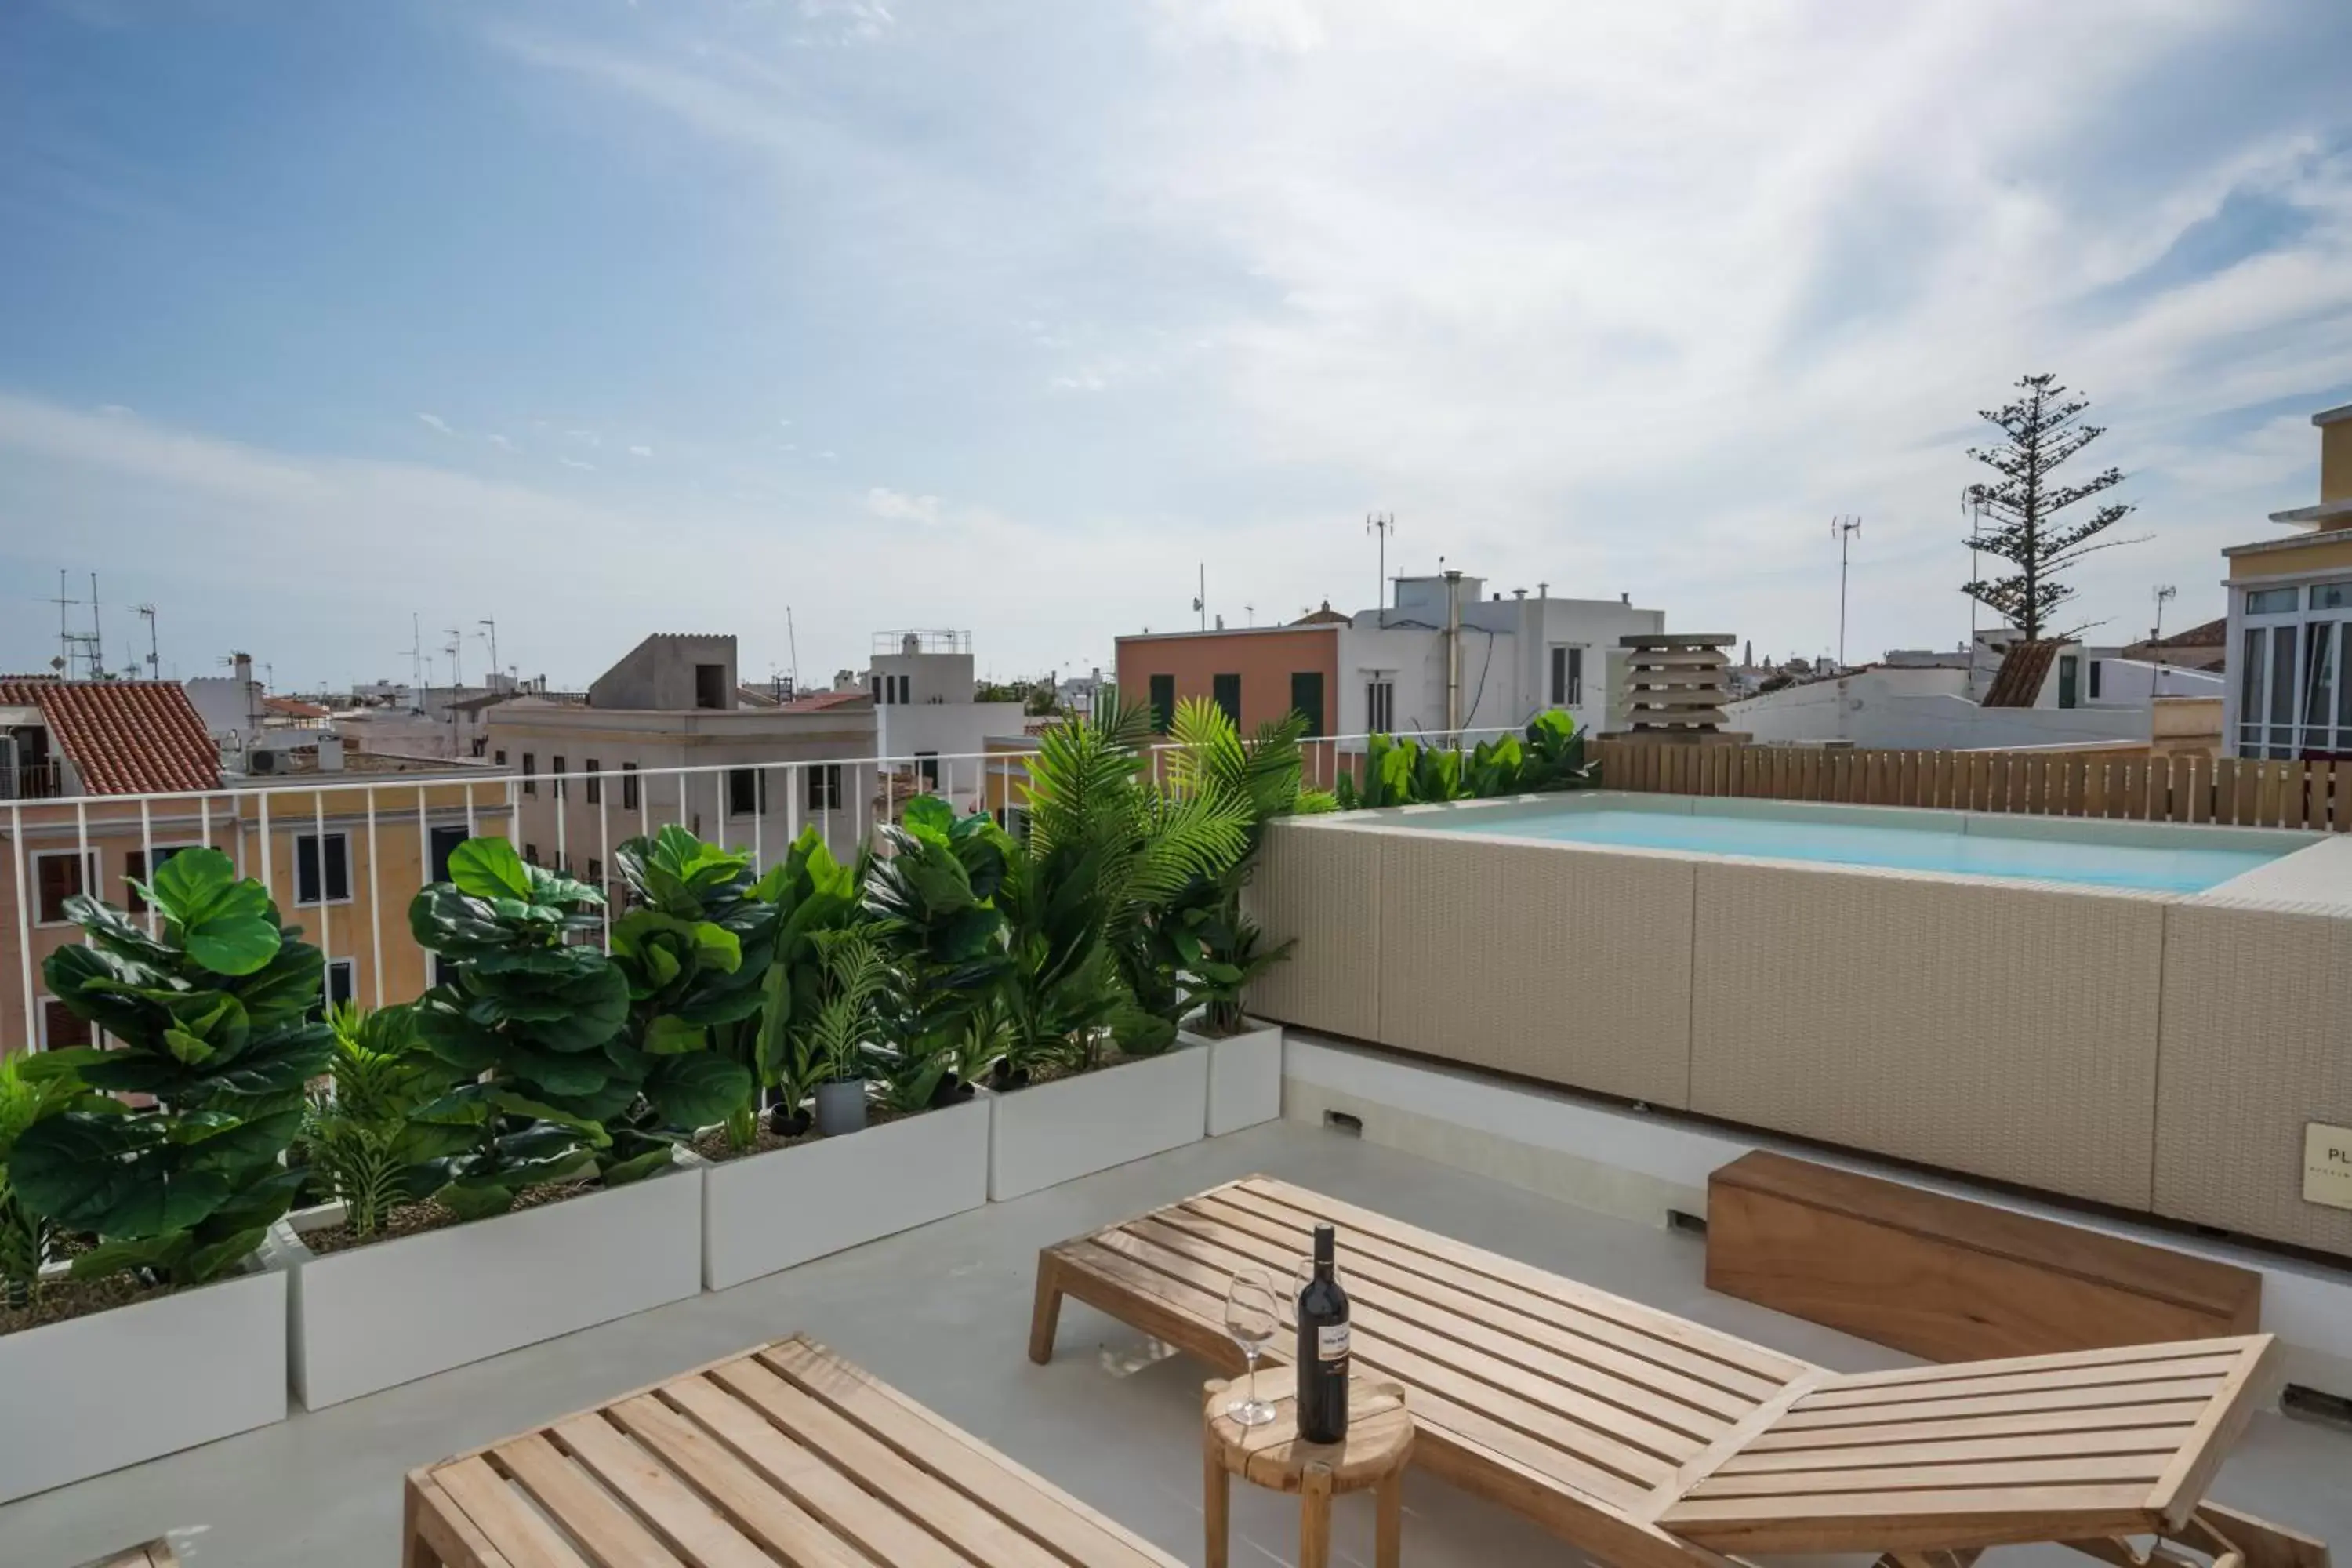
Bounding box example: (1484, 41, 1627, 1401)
(606, 826, 776, 1160)
(407, 837, 630, 1219)
(1011, 695, 1251, 1069)
(866, 796, 1010, 1099)
(299, 1001, 471, 1241)
(6, 848, 335, 1290)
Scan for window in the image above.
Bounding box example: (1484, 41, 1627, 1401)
(806, 764, 844, 813)
(2245, 586, 2299, 615)
(295, 833, 352, 906)
(1147, 673, 1176, 734)
(322, 959, 355, 1011)
(39, 997, 91, 1051)
(521, 752, 537, 794)
(695, 663, 727, 709)
(2314, 583, 2350, 611)
(1549, 645, 1583, 707)
(728, 768, 768, 817)
(622, 762, 640, 811)
(494, 749, 506, 767)
(898, 674, 911, 705)
(996, 803, 1032, 840)
(34, 849, 100, 926)
(2301, 624, 2336, 733)
(430, 824, 468, 884)
(585, 760, 602, 805)
(524, 842, 541, 866)
(552, 755, 568, 800)
(2057, 655, 2079, 710)
(916, 751, 940, 788)
(124, 844, 196, 913)
(587, 857, 604, 886)
(1290, 671, 1325, 738)
(870, 673, 883, 702)
(2089, 659, 2103, 701)
(1366, 679, 1395, 735)
(1211, 673, 1241, 728)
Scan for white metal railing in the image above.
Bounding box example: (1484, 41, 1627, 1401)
(2, 724, 1529, 1055)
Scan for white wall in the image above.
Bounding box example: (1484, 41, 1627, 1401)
(1334, 594, 1666, 744)
(875, 702, 1030, 782)
(1729, 668, 2153, 748)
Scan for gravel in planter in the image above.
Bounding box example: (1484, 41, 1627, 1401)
(297, 1181, 593, 1258)
(689, 1105, 927, 1164)
(0, 1270, 175, 1337)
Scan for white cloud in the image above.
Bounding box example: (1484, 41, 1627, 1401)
(866, 486, 941, 524)
(487, 433, 516, 451)
(96, 402, 134, 417)
(560, 456, 597, 471)
(416, 412, 455, 436)
(628, 444, 653, 458)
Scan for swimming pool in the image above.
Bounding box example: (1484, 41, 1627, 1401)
(1415, 804, 2288, 892)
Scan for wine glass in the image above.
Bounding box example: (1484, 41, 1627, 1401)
(1222, 1269, 1280, 1427)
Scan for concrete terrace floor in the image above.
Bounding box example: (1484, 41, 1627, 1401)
(8, 1120, 2350, 1567)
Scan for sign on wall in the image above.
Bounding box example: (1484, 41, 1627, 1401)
(2307, 1122, 2352, 1212)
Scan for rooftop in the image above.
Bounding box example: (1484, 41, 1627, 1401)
(0, 677, 219, 794)
(5, 1112, 2345, 1566)
(777, 688, 875, 713)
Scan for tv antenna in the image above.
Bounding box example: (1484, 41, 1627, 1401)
(2149, 584, 2178, 699)
(49, 570, 80, 677)
(135, 604, 158, 677)
(1367, 513, 1396, 615)
(1192, 563, 1206, 631)
(786, 606, 800, 691)
(1962, 485, 1992, 643)
(477, 619, 499, 688)
(1830, 515, 1862, 671)
(445, 626, 465, 690)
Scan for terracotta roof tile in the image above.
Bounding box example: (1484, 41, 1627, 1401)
(778, 690, 873, 712)
(263, 695, 330, 718)
(0, 680, 220, 794)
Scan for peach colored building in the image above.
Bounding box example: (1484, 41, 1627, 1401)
(1113, 626, 1339, 738)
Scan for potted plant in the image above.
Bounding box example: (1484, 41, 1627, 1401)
(983, 699, 1247, 1199)
(0, 848, 324, 1501)
(699, 814, 992, 1290)
(1158, 699, 1334, 1133)
(268, 837, 702, 1410)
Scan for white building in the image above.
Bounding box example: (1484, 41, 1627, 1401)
(865, 630, 1030, 786)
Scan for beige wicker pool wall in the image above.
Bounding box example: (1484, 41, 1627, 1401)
(1243, 792, 2352, 1258)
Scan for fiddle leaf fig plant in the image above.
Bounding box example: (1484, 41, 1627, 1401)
(7, 848, 333, 1289)
(742, 826, 866, 1142)
(408, 836, 630, 1219)
(866, 796, 1010, 1095)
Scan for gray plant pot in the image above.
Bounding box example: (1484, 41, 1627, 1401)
(813, 1080, 869, 1137)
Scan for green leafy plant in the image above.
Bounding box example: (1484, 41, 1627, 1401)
(1516, 709, 1596, 791)
(1005, 695, 1251, 1072)
(727, 826, 868, 1141)
(407, 837, 631, 1219)
(1152, 699, 1330, 1036)
(0, 1056, 103, 1308)
(607, 826, 774, 1154)
(300, 1002, 470, 1240)
(866, 797, 1011, 1098)
(8, 848, 334, 1288)
(1333, 711, 1594, 808)
(804, 928, 889, 1087)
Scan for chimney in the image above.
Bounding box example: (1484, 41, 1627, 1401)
(1621, 592, 1630, 604)
(1537, 582, 1549, 600)
(318, 735, 345, 772)
(1443, 568, 1465, 735)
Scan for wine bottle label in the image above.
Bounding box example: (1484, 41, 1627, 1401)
(1317, 1323, 1351, 1360)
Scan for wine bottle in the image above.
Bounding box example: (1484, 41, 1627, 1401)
(1294, 1224, 1351, 1442)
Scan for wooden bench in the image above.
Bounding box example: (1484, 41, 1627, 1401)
(1033, 1174, 2316, 1568)
(74, 1545, 178, 1568)
(1706, 1151, 2262, 1363)
(404, 1334, 1183, 1568)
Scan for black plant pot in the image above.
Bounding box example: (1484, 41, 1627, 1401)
(768, 1103, 812, 1138)
(991, 1060, 1032, 1091)
(927, 1072, 975, 1109)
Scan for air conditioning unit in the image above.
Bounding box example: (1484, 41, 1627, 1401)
(249, 747, 279, 775)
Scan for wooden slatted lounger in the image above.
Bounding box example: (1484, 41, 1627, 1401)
(1031, 1175, 2329, 1568)
(74, 1544, 179, 1568)
(405, 1334, 1183, 1568)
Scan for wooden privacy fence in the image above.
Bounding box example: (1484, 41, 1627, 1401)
(1594, 739, 2352, 833)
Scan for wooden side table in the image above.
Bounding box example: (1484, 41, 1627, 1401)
(1203, 1367, 1412, 1568)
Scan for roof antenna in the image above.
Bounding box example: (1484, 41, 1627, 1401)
(49, 569, 80, 676)
(136, 604, 159, 678)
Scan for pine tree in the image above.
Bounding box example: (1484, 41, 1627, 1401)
(1961, 373, 2136, 641)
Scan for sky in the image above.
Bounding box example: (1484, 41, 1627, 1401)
(3, 0, 2350, 692)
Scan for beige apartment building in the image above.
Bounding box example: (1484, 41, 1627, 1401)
(2224, 400, 2352, 757)
(1, 677, 503, 1057)
(486, 634, 883, 884)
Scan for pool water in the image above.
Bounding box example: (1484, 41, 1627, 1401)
(1423, 808, 2283, 892)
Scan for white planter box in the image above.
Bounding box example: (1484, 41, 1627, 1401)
(270, 1157, 703, 1410)
(988, 1044, 1208, 1200)
(702, 1091, 991, 1290)
(1183, 1017, 1285, 1136)
(0, 1263, 285, 1504)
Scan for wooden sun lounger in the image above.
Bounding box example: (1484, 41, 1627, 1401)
(1031, 1175, 2321, 1568)
(74, 1544, 178, 1568)
(405, 1334, 1183, 1568)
